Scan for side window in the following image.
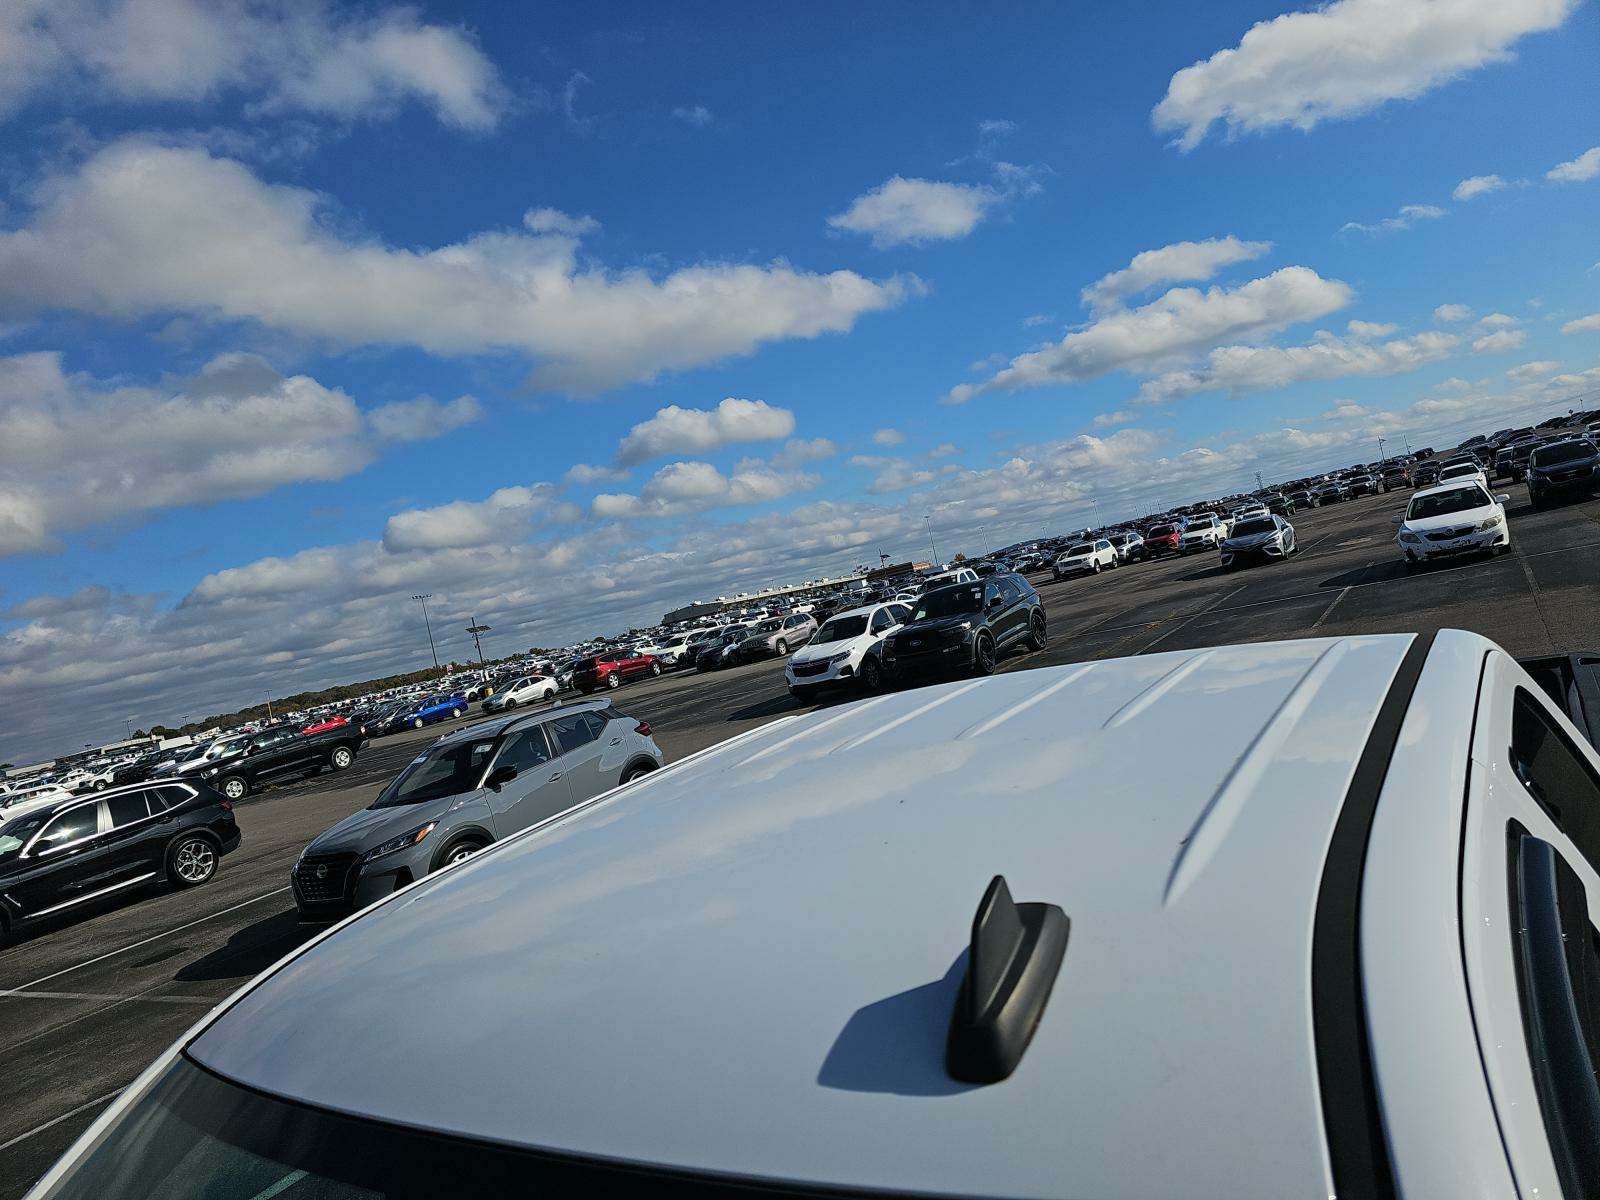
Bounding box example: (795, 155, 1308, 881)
(1511, 689, 1600, 874)
(106, 792, 152, 827)
(997, 577, 1023, 605)
(579, 711, 609, 741)
(983, 581, 1001, 609)
(34, 804, 99, 852)
(493, 726, 552, 774)
(870, 609, 894, 634)
(888, 604, 911, 625)
(546, 714, 599, 757)
(148, 787, 185, 812)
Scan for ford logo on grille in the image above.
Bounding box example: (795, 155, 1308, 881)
(314, 864, 329, 880)
(909, 638, 922, 648)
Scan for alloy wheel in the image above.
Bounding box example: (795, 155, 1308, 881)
(173, 839, 215, 884)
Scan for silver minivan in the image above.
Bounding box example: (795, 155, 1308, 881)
(291, 701, 663, 920)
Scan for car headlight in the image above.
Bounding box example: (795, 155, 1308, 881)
(1476, 514, 1503, 531)
(826, 651, 852, 665)
(363, 821, 437, 863)
(202, 767, 219, 778)
(1398, 531, 1422, 543)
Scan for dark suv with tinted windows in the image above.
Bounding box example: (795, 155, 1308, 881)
(195, 724, 367, 801)
(1527, 438, 1599, 508)
(881, 574, 1044, 683)
(0, 781, 239, 935)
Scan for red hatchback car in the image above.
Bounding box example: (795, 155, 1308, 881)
(1143, 523, 1183, 556)
(301, 715, 350, 735)
(573, 651, 663, 693)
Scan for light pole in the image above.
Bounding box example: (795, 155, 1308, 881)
(1377, 437, 1388, 463)
(923, 514, 940, 565)
(466, 616, 491, 665)
(411, 593, 441, 672)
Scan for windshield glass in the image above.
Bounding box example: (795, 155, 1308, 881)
(1065, 543, 1092, 555)
(372, 738, 496, 808)
(1439, 462, 1478, 478)
(1230, 518, 1276, 537)
(1533, 441, 1593, 466)
(0, 811, 49, 864)
(913, 584, 982, 620)
(1148, 525, 1174, 536)
(815, 615, 868, 642)
(1409, 486, 1491, 520)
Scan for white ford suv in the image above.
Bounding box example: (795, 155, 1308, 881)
(28, 631, 1600, 1200)
(785, 601, 911, 699)
(1178, 511, 1226, 552)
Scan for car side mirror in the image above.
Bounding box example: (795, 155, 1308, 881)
(486, 765, 519, 791)
(1390, 513, 1404, 525)
(1494, 493, 1510, 504)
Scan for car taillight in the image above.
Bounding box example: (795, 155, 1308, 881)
(635, 720, 651, 737)
(219, 800, 233, 811)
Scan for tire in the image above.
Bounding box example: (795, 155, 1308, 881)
(606, 673, 620, 689)
(440, 838, 485, 869)
(860, 656, 884, 692)
(650, 662, 662, 676)
(412, 717, 424, 729)
(168, 835, 218, 888)
(452, 707, 463, 718)
(973, 633, 997, 676)
(620, 762, 656, 784)
(329, 746, 354, 770)
(218, 775, 248, 801)
(93, 780, 107, 791)
(503, 698, 517, 709)
(1027, 612, 1047, 651)
(1091, 561, 1101, 574)
(775, 639, 789, 656)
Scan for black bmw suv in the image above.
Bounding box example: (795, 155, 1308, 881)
(882, 573, 1045, 682)
(0, 781, 239, 936)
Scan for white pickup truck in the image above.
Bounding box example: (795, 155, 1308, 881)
(29, 630, 1600, 1200)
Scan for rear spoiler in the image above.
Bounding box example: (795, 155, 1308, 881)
(1517, 652, 1600, 751)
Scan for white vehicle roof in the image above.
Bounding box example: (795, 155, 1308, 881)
(188, 633, 1450, 1199)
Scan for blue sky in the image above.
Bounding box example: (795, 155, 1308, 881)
(1, 0, 1597, 760)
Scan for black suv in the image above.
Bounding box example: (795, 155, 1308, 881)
(882, 573, 1045, 682)
(1527, 438, 1599, 508)
(0, 781, 239, 935)
(194, 724, 367, 801)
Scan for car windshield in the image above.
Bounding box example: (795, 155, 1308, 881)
(1066, 542, 1092, 555)
(1409, 486, 1491, 519)
(1231, 518, 1276, 537)
(913, 584, 982, 620)
(1147, 525, 1174, 536)
(753, 619, 782, 634)
(371, 737, 496, 808)
(815, 615, 868, 642)
(1533, 441, 1593, 466)
(0, 811, 49, 865)
(1439, 462, 1477, 477)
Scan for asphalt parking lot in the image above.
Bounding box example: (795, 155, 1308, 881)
(3, 483, 1598, 1197)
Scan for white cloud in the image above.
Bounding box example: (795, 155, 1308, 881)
(1021, 313, 1053, 327)
(1472, 328, 1528, 353)
(1081, 235, 1272, 313)
(1546, 146, 1600, 183)
(1434, 303, 1473, 322)
(1506, 360, 1561, 383)
(615, 398, 795, 466)
(871, 427, 906, 446)
(366, 395, 483, 442)
(523, 208, 600, 237)
(1340, 203, 1447, 235)
(827, 176, 1003, 248)
(1091, 410, 1135, 428)
(1477, 312, 1519, 328)
(383, 485, 577, 553)
(593, 460, 819, 518)
(1138, 329, 1459, 403)
(0, 139, 916, 395)
(1561, 313, 1600, 334)
(564, 462, 629, 486)
(671, 104, 713, 126)
(1347, 319, 1399, 338)
(849, 456, 938, 495)
(1453, 174, 1507, 200)
(977, 118, 1017, 138)
(928, 442, 960, 458)
(770, 437, 838, 468)
(0, 350, 457, 556)
(949, 266, 1352, 403)
(0, 0, 509, 129)
(1153, 0, 1576, 150)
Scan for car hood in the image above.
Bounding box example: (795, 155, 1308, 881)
(790, 635, 868, 664)
(306, 795, 459, 856)
(1224, 531, 1279, 549)
(1532, 455, 1598, 473)
(895, 615, 973, 639)
(1402, 506, 1494, 533)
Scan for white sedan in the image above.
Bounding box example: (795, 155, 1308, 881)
(482, 675, 558, 711)
(785, 601, 911, 698)
(1395, 480, 1511, 567)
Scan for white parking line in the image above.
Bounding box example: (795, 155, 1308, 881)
(15, 886, 291, 993)
(0, 988, 215, 1005)
(1312, 586, 1353, 629)
(0, 1089, 121, 1153)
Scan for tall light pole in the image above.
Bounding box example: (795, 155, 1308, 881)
(923, 514, 940, 565)
(411, 593, 441, 672)
(1377, 436, 1388, 463)
(466, 616, 491, 665)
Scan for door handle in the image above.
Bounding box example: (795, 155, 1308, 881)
(610, 738, 621, 746)
(548, 771, 562, 782)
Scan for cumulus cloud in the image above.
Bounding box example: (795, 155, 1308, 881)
(849, 455, 937, 495)
(871, 427, 906, 446)
(0, 0, 509, 128)
(1506, 360, 1561, 383)
(1091, 410, 1135, 428)
(928, 442, 960, 458)
(1347, 319, 1399, 338)
(1153, 0, 1576, 150)
(0, 139, 916, 395)
(949, 266, 1352, 403)
(593, 460, 819, 518)
(671, 104, 713, 126)
(1477, 312, 1519, 328)
(1453, 174, 1507, 200)
(563, 462, 630, 486)
(1561, 313, 1600, 335)
(615, 398, 795, 466)
(0, 350, 460, 557)
(1547, 146, 1600, 183)
(1340, 203, 1447, 235)
(383, 484, 577, 553)
(1081, 236, 1272, 313)
(1434, 303, 1473, 322)
(1472, 328, 1529, 353)
(827, 176, 1004, 248)
(1138, 329, 1459, 403)
(770, 437, 838, 468)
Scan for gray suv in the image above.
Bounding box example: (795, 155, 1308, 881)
(292, 701, 663, 920)
(734, 611, 818, 662)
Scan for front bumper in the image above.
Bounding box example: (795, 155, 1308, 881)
(1055, 559, 1098, 574)
(1401, 526, 1507, 560)
(885, 638, 972, 679)
(786, 657, 856, 690)
(1530, 467, 1597, 494)
(1220, 541, 1285, 566)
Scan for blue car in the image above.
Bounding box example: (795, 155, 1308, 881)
(404, 693, 467, 729)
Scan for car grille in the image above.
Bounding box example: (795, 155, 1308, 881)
(293, 852, 359, 904)
(1424, 525, 1474, 542)
(791, 660, 829, 677)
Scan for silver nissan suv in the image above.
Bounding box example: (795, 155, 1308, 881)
(291, 701, 663, 920)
